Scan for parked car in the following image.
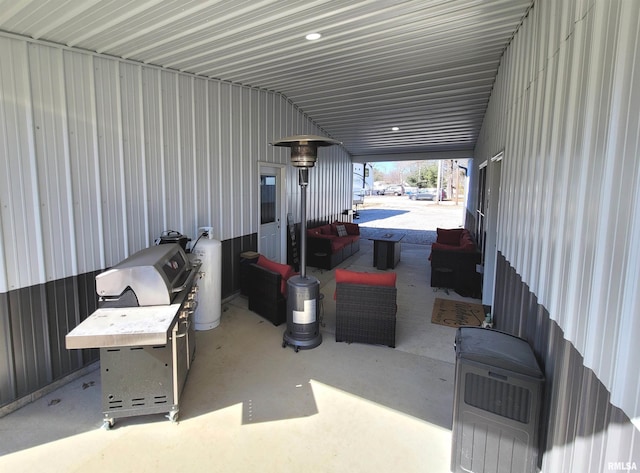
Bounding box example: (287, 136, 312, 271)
(410, 188, 435, 201)
(410, 188, 447, 201)
(384, 185, 405, 196)
(373, 183, 387, 195)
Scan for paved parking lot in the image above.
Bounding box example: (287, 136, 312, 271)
(354, 195, 465, 245)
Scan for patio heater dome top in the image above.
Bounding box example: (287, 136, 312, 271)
(270, 134, 342, 168)
(269, 134, 341, 147)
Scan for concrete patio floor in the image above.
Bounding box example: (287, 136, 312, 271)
(0, 198, 479, 473)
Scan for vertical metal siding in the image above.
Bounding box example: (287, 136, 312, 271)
(0, 38, 44, 291)
(230, 83, 242, 237)
(474, 0, 640, 470)
(45, 277, 79, 380)
(240, 86, 252, 236)
(209, 80, 223, 239)
(495, 253, 640, 472)
(0, 38, 351, 264)
(94, 56, 126, 267)
(142, 67, 164, 241)
(9, 287, 50, 398)
(0, 294, 14, 401)
(218, 81, 232, 240)
(64, 51, 104, 274)
(0, 34, 352, 408)
(193, 77, 210, 236)
(178, 74, 195, 237)
(600, 1, 640, 420)
(120, 62, 147, 250)
(160, 70, 181, 235)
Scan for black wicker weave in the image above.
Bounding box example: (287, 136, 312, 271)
(335, 283, 397, 348)
(430, 248, 481, 298)
(247, 263, 287, 326)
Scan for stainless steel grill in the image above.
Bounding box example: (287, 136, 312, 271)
(66, 244, 201, 429)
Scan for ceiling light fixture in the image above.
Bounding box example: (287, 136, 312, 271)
(391, 126, 400, 131)
(305, 32, 321, 41)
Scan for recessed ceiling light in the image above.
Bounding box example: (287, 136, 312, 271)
(306, 33, 322, 41)
(391, 126, 400, 131)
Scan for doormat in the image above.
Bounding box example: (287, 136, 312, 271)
(431, 298, 485, 328)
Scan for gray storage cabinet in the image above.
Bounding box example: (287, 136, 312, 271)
(451, 327, 544, 473)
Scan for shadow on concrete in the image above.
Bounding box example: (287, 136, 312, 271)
(355, 208, 408, 224)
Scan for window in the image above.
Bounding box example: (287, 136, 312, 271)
(260, 175, 276, 224)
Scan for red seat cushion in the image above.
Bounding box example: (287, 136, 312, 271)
(431, 242, 461, 252)
(343, 222, 360, 236)
(334, 268, 396, 299)
(436, 227, 464, 245)
(331, 238, 350, 252)
(257, 255, 295, 296)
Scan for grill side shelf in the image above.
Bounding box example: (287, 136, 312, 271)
(65, 304, 182, 349)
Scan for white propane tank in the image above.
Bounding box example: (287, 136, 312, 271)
(191, 227, 221, 330)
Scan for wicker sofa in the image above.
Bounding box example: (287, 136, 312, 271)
(306, 221, 360, 270)
(247, 255, 297, 326)
(429, 228, 481, 298)
(334, 269, 397, 348)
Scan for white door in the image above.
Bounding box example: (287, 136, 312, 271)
(483, 154, 503, 306)
(259, 167, 282, 261)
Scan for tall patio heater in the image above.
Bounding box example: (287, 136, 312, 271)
(270, 135, 341, 352)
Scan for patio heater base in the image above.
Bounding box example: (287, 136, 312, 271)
(282, 275, 322, 352)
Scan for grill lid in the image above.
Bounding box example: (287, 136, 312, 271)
(96, 244, 194, 306)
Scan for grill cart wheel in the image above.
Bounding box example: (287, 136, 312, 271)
(168, 410, 179, 423)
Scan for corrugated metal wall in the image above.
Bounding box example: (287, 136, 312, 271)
(494, 253, 640, 471)
(473, 0, 640, 470)
(0, 34, 351, 291)
(0, 34, 352, 407)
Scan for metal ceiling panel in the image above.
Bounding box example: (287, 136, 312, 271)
(0, 0, 533, 158)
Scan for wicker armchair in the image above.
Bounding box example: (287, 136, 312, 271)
(334, 269, 397, 348)
(247, 263, 286, 325)
(247, 256, 296, 326)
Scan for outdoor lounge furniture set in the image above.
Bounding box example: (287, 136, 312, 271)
(247, 225, 480, 348)
(306, 221, 361, 270)
(247, 253, 398, 348)
(429, 227, 481, 297)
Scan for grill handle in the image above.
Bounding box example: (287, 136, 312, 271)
(171, 263, 201, 294)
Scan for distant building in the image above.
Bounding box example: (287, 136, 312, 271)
(353, 163, 374, 200)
